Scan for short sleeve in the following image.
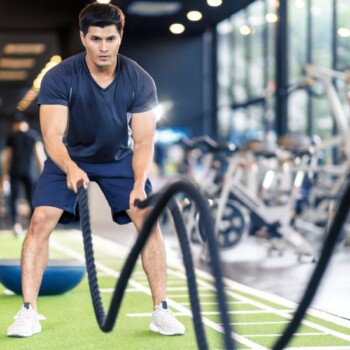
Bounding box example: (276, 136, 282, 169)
(37, 66, 70, 107)
(130, 67, 159, 114)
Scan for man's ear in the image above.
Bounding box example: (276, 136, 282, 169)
(80, 31, 86, 47)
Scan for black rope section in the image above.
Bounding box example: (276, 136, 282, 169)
(78, 179, 234, 350)
(273, 175, 350, 350)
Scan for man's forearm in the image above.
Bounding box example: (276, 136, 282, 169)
(132, 142, 154, 187)
(44, 137, 76, 174)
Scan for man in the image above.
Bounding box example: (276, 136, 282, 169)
(7, 2, 185, 338)
(1, 112, 46, 236)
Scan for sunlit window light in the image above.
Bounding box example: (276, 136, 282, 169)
(338, 28, 350, 38)
(262, 170, 275, 189)
(169, 23, 185, 34)
(217, 20, 233, 35)
(294, 0, 305, 8)
(187, 11, 202, 21)
(239, 25, 252, 36)
(154, 105, 164, 121)
(207, 0, 222, 7)
(294, 171, 305, 188)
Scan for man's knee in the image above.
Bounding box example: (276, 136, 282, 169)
(28, 208, 61, 237)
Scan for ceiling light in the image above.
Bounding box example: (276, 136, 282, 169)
(169, 23, 185, 34)
(0, 70, 28, 80)
(3, 43, 46, 55)
(207, 0, 222, 7)
(187, 11, 202, 22)
(96, 0, 111, 3)
(338, 28, 350, 38)
(127, 1, 182, 16)
(0, 58, 35, 69)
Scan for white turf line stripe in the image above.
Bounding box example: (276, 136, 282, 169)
(287, 347, 350, 350)
(167, 293, 217, 297)
(246, 333, 323, 338)
(162, 286, 215, 291)
(100, 288, 143, 293)
(51, 234, 267, 350)
(127, 310, 294, 317)
(182, 301, 246, 306)
(132, 276, 187, 285)
(232, 321, 290, 325)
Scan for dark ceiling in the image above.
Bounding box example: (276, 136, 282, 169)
(0, 0, 254, 119)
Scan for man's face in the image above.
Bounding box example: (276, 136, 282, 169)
(80, 25, 122, 68)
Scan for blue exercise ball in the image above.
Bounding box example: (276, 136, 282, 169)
(0, 259, 86, 295)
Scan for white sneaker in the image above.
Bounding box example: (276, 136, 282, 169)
(150, 301, 185, 336)
(7, 304, 42, 337)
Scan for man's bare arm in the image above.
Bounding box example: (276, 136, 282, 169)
(129, 109, 157, 207)
(40, 104, 89, 192)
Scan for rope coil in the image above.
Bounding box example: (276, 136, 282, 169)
(78, 179, 235, 350)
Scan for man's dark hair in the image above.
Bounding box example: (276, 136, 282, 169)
(79, 2, 125, 36)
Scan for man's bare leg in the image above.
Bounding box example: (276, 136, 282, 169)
(127, 208, 167, 306)
(21, 206, 63, 310)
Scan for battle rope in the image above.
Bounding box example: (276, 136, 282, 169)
(78, 179, 234, 350)
(273, 176, 350, 350)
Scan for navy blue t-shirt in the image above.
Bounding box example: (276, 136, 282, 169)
(38, 52, 158, 163)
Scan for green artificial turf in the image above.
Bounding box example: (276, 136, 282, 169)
(1, 230, 350, 350)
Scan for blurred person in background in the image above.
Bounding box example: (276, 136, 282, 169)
(0, 111, 46, 236)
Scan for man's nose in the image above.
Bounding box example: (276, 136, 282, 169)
(100, 40, 108, 51)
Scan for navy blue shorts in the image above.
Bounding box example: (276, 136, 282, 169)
(33, 155, 152, 225)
